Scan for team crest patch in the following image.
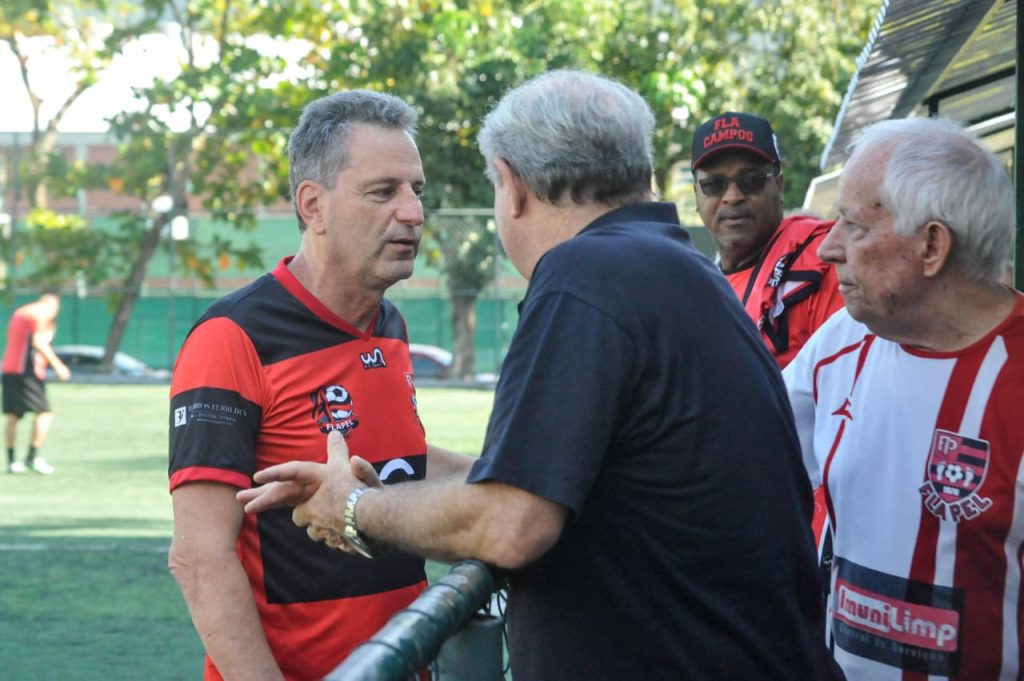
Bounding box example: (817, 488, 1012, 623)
(919, 429, 992, 522)
(310, 384, 360, 435)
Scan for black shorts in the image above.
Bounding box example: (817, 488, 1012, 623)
(2, 373, 51, 416)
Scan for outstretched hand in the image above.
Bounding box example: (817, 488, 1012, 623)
(236, 431, 382, 552)
(236, 460, 326, 514)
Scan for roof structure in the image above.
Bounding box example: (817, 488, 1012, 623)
(805, 0, 1023, 286)
(820, 0, 1017, 170)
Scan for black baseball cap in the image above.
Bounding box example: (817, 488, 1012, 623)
(691, 112, 782, 170)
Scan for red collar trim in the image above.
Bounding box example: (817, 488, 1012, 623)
(271, 256, 379, 339)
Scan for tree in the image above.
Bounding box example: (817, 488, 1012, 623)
(14, 0, 878, 374)
(3, 0, 309, 366)
(0, 0, 164, 287)
(297, 0, 876, 377)
(95, 0, 300, 366)
(642, 0, 880, 204)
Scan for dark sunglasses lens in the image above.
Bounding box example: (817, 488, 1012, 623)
(736, 174, 769, 194)
(699, 178, 728, 196)
(699, 173, 771, 197)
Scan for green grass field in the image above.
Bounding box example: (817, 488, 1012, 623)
(0, 383, 493, 680)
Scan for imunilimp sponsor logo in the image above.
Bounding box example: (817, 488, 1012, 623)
(834, 579, 959, 651)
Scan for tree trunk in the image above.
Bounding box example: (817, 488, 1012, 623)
(450, 293, 477, 380)
(101, 214, 168, 369)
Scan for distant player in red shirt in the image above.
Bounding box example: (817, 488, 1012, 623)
(2, 291, 71, 474)
(784, 116, 1021, 680)
(691, 112, 844, 546)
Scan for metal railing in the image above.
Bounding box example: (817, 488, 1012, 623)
(327, 560, 503, 681)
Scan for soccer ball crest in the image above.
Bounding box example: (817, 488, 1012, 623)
(919, 428, 993, 522)
(310, 384, 359, 434)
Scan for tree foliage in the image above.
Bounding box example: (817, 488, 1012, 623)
(0, 0, 165, 288)
(5, 0, 879, 371)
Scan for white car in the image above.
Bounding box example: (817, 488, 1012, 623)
(47, 345, 170, 383)
(408, 343, 497, 384)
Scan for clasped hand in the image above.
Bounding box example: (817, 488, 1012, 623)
(236, 430, 381, 554)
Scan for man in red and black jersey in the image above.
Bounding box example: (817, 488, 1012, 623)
(691, 111, 844, 369)
(168, 91, 470, 681)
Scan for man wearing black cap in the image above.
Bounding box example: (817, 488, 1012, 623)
(691, 112, 844, 369)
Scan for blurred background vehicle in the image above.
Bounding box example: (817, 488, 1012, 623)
(47, 344, 171, 384)
(409, 343, 497, 385)
(409, 343, 454, 379)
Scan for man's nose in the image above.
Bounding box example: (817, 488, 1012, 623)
(817, 225, 844, 263)
(720, 179, 747, 203)
(396, 188, 424, 225)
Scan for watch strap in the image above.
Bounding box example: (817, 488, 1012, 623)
(344, 487, 375, 559)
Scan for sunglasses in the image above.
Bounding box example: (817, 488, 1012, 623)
(697, 170, 778, 198)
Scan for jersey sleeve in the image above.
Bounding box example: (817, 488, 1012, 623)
(467, 290, 634, 514)
(168, 316, 265, 491)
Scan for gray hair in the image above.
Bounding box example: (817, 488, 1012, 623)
(478, 69, 655, 205)
(288, 90, 418, 230)
(848, 117, 1012, 283)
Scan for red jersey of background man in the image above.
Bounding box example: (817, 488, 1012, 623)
(2, 303, 52, 379)
(169, 258, 428, 681)
(724, 214, 844, 369)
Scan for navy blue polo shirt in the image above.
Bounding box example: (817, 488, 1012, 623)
(468, 202, 840, 681)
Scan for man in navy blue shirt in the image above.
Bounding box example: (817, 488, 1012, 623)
(241, 70, 842, 681)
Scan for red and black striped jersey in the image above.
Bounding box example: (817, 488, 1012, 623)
(785, 294, 1024, 680)
(169, 258, 428, 681)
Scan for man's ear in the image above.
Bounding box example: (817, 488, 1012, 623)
(295, 180, 326, 234)
(921, 220, 954, 277)
(494, 158, 528, 218)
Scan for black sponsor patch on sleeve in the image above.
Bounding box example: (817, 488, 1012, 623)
(169, 386, 262, 478)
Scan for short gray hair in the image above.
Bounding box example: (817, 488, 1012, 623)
(478, 69, 655, 205)
(848, 117, 1012, 283)
(288, 90, 418, 230)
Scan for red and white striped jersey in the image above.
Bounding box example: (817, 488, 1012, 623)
(784, 295, 1024, 681)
